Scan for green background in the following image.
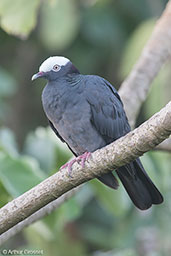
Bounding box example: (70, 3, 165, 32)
(0, 0, 171, 255)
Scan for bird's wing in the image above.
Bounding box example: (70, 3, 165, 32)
(86, 76, 131, 144)
(48, 119, 77, 156)
(48, 119, 65, 142)
(85, 76, 163, 209)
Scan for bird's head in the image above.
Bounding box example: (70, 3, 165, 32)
(32, 56, 79, 81)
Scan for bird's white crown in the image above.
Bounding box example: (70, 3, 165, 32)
(39, 56, 70, 72)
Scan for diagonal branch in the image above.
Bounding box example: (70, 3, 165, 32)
(119, 0, 171, 127)
(0, 186, 80, 246)
(0, 101, 170, 235)
(118, 0, 171, 152)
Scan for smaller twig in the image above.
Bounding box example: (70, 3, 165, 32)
(155, 137, 171, 152)
(0, 186, 81, 246)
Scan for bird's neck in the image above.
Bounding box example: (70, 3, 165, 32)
(68, 63, 80, 75)
(41, 74, 84, 123)
(42, 74, 84, 104)
(65, 73, 83, 86)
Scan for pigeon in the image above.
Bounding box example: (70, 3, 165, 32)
(32, 56, 163, 210)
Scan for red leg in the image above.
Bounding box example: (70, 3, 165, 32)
(76, 152, 91, 168)
(60, 152, 91, 176)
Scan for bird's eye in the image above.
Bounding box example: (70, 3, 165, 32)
(53, 64, 61, 72)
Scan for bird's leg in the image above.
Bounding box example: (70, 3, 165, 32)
(60, 158, 78, 176)
(60, 152, 91, 176)
(76, 152, 91, 168)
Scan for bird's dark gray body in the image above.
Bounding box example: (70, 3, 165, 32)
(33, 57, 163, 210)
(42, 74, 127, 155)
(42, 75, 106, 155)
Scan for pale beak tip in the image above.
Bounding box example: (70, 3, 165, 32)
(31, 74, 38, 81)
(31, 71, 45, 81)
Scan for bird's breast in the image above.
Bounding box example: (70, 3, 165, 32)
(42, 82, 106, 155)
(42, 84, 68, 122)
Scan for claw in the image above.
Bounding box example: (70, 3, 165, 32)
(60, 152, 91, 176)
(78, 152, 91, 168)
(60, 158, 77, 177)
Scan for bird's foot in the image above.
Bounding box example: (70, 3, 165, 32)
(60, 152, 91, 176)
(76, 152, 91, 168)
(60, 159, 78, 176)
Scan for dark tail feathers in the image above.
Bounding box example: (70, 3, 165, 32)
(98, 172, 119, 190)
(116, 158, 163, 210)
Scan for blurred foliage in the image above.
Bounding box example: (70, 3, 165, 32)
(119, 18, 171, 121)
(0, 0, 40, 39)
(0, 0, 170, 255)
(39, 0, 80, 51)
(0, 68, 17, 121)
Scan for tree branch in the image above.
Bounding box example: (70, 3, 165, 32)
(119, 0, 171, 127)
(0, 186, 80, 246)
(0, 101, 170, 235)
(155, 137, 171, 152)
(118, 0, 171, 152)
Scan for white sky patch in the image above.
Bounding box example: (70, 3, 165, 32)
(39, 56, 70, 72)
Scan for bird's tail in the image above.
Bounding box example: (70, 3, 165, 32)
(98, 172, 119, 190)
(116, 158, 163, 210)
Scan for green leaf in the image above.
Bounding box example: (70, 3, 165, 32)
(0, 152, 46, 198)
(0, 0, 40, 38)
(39, 0, 80, 51)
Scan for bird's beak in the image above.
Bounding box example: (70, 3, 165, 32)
(31, 71, 45, 81)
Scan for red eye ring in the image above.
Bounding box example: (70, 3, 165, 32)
(53, 64, 61, 72)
